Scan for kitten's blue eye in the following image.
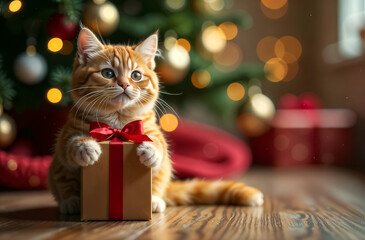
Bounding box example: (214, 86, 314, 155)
(101, 68, 115, 79)
(131, 70, 142, 81)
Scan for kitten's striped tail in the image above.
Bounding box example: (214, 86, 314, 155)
(164, 180, 264, 207)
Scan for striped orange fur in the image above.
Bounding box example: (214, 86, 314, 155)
(48, 28, 263, 215)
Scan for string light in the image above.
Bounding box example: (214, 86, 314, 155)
(257, 36, 284, 62)
(47, 88, 63, 104)
(275, 36, 302, 62)
(160, 113, 178, 132)
(227, 82, 245, 101)
(264, 58, 288, 82)
(48, 38, 63, 52)
(219, 22, 238, 40)
(167, 45, 190, 70)
(26, 46, 36, 56)
(9, 0, 22, 13)
(191, 70, 211, 88)
(202, 26, 226, 53)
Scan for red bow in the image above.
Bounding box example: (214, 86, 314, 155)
(89, 120, 152, 143)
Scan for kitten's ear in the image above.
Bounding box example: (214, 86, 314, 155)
(135, 30, 159, 69)
(77, 28, 104, 65)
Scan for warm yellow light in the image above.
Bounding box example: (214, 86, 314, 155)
(191, 70, 211, 88)
(213, 42, 242, 67)
(100, 3, 118, 24)
(275, 36, 302, 62)
(26, 45, 36, 56)
(261, 0, 287, 10)
(176, 38, 191, 52)
(257, 36, 284, 62)
(166, 0, 186, 10)
(219, 22, 238, 40)
(47, 88, 63, 104)
(48, 38, 63, 52)
(260, 1, 288, 19)
(9, 0, 22, 12)
(93, 0, 106, 4)
(60, 40, 74, 55)
(160, 113, 178, 132)
(227, 82, 245, 101)
(7, 159, 17, 171)
(202, 26, 226, 53)
(167, 45, 190, 70)
(251, 93, 275, 119)
(164, 36, 177, 50)
(264, 58, 288, 82)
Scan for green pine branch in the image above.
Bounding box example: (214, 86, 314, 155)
(0, 55, 15, 104)
(50, 66, 73, 106)
(55, 0, 83, 22)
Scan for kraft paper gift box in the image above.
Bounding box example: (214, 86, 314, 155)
(81, 121, 152, 221)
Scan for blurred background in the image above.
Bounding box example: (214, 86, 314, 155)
(0, 0, 364, 189)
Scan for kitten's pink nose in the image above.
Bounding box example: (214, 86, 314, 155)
(119, 83, 130, 90)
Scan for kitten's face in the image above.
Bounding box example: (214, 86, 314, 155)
(71, 28, 159, 117)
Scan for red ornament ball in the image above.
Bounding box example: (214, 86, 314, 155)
(47, 14, 79, 40)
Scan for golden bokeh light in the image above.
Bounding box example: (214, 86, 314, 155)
(164, 36, 177, 50)
(264, 58, 288, 82)
(227, 82, 245, 101)
(48, 38, 63, 52)
(251, 93, 275, 119)
(100, 3, 119, 24)
(160, 113, 178, 132)
(281, 53, 299, 82)
(166, 0, 186, 10)
(167, 45, 190, 70)
(191, 70, 211, 88)
(60, 40, 74, 55)
(260, 1, 288, 19)
(219, 22, 238, 40)
(26, 45, 36, 56)
(237, 113, 268, 138)
(176, 38, 191, 52)
(7, 159, 17, 171)
(261, 0, 287, 10)
(213, 42, 242, 68)
(47, 88, 63, 104)
(202, 26, 226, 53)
(275, 36, 302, 61)
(257, 36, 284, 62)
(9, 0, 22, 12)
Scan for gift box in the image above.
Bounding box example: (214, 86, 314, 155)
(81, 121, 152, 221)
(250, 109, 356, 167)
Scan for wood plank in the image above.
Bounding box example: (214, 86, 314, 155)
(0, 167, 364, 240)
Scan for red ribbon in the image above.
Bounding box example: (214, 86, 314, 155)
(89, 120, 151, 220)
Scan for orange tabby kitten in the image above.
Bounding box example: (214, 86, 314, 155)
(48, 28, 264, 214)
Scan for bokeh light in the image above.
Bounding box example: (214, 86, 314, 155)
(48, 38, 63, 52)
(281, 53, 299, 82)
(191, 70, 211, 88)
(7, 159, 17, 171)
(164, 36, 177, 50)
(176, 38, 191, 52)
(26, 45, 36, 56)
(93, 0, 106, 4)
(260, 1, 288, 19)
(219, 22, 238, 40)
(257, 36, 284, 62)
(202, 26, 226, 53)
(60, 40, 74, 55)
(213, 42, 242, 69)
(100, 3, 119, 24)
(251, 93, 275, 119)
(275, 36, 302, 61)
(160, 113, 178, 132)
(166, 0, 186, 11)
(264, 58, 288, 82)
(47, 88, 63, 104)
(237, 113, 268, 138)
(227, 82, 245, 101)
(9, 0, 22, 13)
(261, 0, 287, 10)
(167, 45, 190, 69)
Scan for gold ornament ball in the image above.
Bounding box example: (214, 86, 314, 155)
(0, 113, 17, 149)
(236, 93, 275, 138)
(82, 1, 120, 36)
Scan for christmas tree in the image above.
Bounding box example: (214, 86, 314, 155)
(0, 0, 265, 149)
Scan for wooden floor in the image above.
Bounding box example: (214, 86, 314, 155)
(0, 167, 364, 240)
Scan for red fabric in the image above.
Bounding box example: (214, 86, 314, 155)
(167, 119, 252, 179)
(0, 119, 252, 189)
(109, 138, 124, 220)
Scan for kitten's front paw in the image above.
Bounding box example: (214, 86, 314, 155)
(136, 142, 161, 169)
(60, 196, 80, 215)
(152, 195, 166, 213)
(69, 138, 101, 167)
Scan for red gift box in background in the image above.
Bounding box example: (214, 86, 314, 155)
(250, 109, 356, 167)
